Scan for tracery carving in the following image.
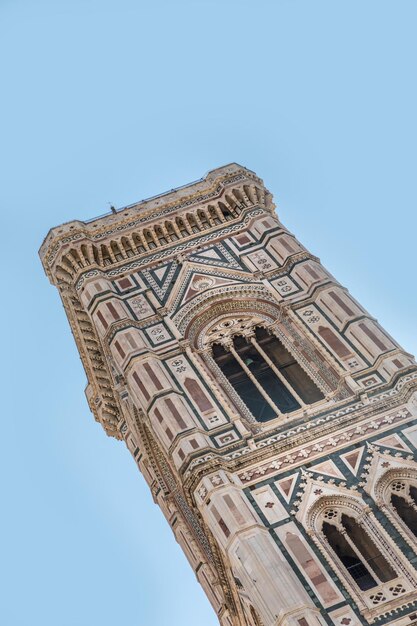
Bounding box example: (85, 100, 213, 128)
(278, 315, 341, 395)
(305, 494, 416, 616)
(177, 285, 278, 338)
(374, 468, 417, 551)
(192, 306, 327, 424)
(179, 290, 337, 401)
(203, 315, 268, 348)
(201, 350, 258, 425)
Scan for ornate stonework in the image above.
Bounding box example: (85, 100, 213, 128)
(40, 164, 417, 626)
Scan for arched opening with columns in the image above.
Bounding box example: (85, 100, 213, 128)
(391, 483, 417, 535)
(210, 325, 324, 422)
(375, 469, 417, 546)
(321, 511, 396, 590)
(305, 494, 414, 610)
(176, 290, 338, 424)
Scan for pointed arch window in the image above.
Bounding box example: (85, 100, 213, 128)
(322, 511, 396, 591)
(210, 324, 324, 422)
(391, 483, 417, 536)
(383, 477, 417, 540)
(307, 499, 417, 612)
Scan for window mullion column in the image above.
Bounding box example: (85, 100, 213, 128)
(249, 334, 306, 408)
(225, 341, 282, 418)
(404, 486, 417, 512)
(404, 498, 417, 515)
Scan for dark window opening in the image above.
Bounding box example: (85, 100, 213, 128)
(323, 521, 377, 590)
(210, 325, 326, 422)
(233, 335, 300, 414)
(254, 327, 324, 404)
(392, 493, 417, 537)
(341, 514, 396, 582)
(212, 342, 276, 422)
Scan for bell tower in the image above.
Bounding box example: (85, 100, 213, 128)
(40, 164, 417, 626)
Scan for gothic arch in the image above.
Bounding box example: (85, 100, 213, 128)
(374, 467, 417, 550)
(173, 283, 339, 399)
(305, 493, 416, 613)
(174, 282, 278, 341)
(176, 291, 329, 424)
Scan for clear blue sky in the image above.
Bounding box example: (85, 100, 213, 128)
(1, 1, 416, 625)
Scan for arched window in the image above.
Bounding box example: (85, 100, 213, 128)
(305, 495, 415, 609)
(219, 201, 234, 221)
(391, 482, 417, 536)
(121, 237, 135, 258)
(322, 511, 396, 590)
(314, 503, 402, 600)
(210, 324, 324, 422)
(110, 241, 124, 261)
(380, 474, 417, 541)
(101, 244, 112, 266)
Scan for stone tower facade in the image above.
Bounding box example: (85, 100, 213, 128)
(40, 164, 417, 626)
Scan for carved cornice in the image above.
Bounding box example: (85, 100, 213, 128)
(62, 289, 123, 438)
(39, 164, 269, 282)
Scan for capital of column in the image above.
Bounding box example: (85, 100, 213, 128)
(178, 339, 191, 352)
